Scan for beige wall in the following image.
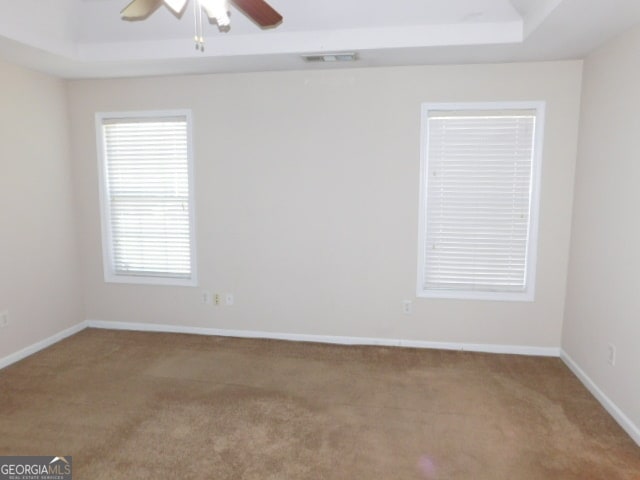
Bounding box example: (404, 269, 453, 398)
(67, 61, 582, 348)
(0, 59, 82, 359)
(563, 26, 640, 433)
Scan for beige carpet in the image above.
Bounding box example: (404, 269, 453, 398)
(0, 328, 638, 479)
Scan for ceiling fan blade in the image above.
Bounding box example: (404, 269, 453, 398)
(231, 0, 283, 27)
(121, 0, 163, 19)
(164, 0, 189, 15)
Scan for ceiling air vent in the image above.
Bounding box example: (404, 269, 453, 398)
(302, 52, 358, 63)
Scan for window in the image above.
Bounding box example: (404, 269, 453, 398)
(96, 110, 197, 286)
(417, 102, 544, 301)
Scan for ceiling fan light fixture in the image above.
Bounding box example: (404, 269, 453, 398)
(200, 0, 231, 27)
(193, 0, 230, 51)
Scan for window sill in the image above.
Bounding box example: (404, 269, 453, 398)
(104, 273, 197, 287)
(416, 289, 534, 302)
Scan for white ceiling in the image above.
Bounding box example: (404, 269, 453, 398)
(0, 0, 639, 79)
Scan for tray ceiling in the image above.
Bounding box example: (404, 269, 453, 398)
(0, 0, 639, 78)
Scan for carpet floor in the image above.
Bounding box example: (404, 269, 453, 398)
(0, 328, 638, 479)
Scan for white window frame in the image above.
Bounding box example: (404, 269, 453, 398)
(417, 101, 545, 302)
(95, 110, 198, 287)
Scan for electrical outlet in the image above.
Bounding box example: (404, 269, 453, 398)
(225, 293, 234, 306)
(607, 343, 616, 366)
(214, 293, 221, 306)
(202, 291, 212, 305)
(0, 311, 9, 328)
(402, 300, 412, 315)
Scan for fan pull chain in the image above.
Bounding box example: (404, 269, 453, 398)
(194, 0, 204, 51)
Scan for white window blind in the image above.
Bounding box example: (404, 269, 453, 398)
(418, 104, 544, 301)
(97, 112, 196, 285)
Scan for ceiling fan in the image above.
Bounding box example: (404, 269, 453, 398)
(121, 0, 283, 50)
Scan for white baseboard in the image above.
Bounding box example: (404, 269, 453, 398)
(0, 321, 88, 370)
(0, 319, 558, 374)
(561, 350, 640, 447)
(85, 319, 560, 357)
